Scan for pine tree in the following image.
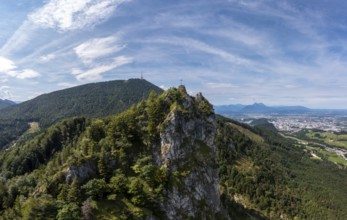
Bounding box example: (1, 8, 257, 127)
(57, 184, 68, 201)
(67, 178, 80, 203)
(146, 91, 159, 140)
(98, 152, 107, 179)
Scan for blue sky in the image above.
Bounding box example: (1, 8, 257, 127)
(0, 0, 347, 109)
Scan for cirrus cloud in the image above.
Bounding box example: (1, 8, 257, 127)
(72, 56, 133, 81)
(7, 69, 40, 79)
(0, 86, 13, 99)
(0, 56, 40, 79)
(39, 53, 56, 62)
(74, 36, 125, 65)
(29, 0, 131, 31)
(0, 57, 17, 72)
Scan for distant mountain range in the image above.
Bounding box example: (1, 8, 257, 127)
(0, 99, 16, 110)
(214, 103, 347, 115)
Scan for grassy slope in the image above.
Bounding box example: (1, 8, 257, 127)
(227, 122, 264, 144)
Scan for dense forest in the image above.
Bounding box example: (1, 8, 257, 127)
(0, 84, 346, 219)
(0, 87, 220, 219)
(0, 79, 162, 150)
(216, 116, 347, 219)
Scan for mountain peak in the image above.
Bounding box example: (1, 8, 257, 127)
(178, 84, 187, 93)
(152, 88, 222, 218)
(241, 102, 270, 113)
(253, 102, 266, 106)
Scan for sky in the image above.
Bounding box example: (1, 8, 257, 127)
(0, 0, 347, 109)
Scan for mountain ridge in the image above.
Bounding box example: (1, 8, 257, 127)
(0, 78, 163, 150)
(0, 99, 16, 110)
(215, 102, 312, 114)
(0, 78, 163, 123)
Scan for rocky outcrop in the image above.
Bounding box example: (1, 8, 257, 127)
(155, 87, 229, 219)
(65, 160, 97, 184)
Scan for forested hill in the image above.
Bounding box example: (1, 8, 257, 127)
(0, 85, 346, 219)
(0, 99, 16, 110)
(0, 79, 163, 149)
(0, 86, 228, 219)
(0, 79, 163, 126)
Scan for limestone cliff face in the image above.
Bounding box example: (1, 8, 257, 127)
(154, 87, 228, 219)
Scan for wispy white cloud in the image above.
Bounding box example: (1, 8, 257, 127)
(74, 36, 125, 65)
(183, 38, 250, 65)
(29, 0, 131, 32)
(1, 0, 347, 108)
(0, 86, 13, 99)
(0, 56, 40, 79)
(0, 20, 38, 56)
(71, 35, 132, 81)
(206, 83, 239, 89)
(1, 0, 131, 58)
(203, 25, 278, 57)
(149, 37, 251, 65)
(7, 69, 40, 79)
(0, 78, 8, 83)
(72, 56, 133, 81)
(39, 53, 56, 62)
(0, 56, 17, 72)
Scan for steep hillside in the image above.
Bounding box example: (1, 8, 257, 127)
(0, 86, 229, 219)
(216, 116, 347, 219)
(0, 79, 162, 125)
(0, 99, 16, 110)
(0, 86, 346, 219)
(0, 79, 163, 149)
